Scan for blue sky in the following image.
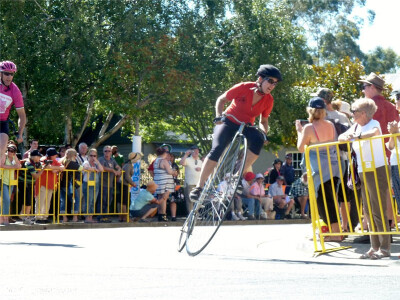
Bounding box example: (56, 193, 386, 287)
(355, 0, 400, 54)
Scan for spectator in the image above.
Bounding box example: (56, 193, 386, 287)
(387, 121, 400, 220)
(268, 158, 282, 184)
(82, 148, 103, 223)
(148, 143, 171, 178)
(18, 150, 44, 225)
(240, 172, 257, 220)
(216, 173, 246, 221)
(0, 143, 21, 224)
(35, 147, 64, 224)
(268, 176, 294, 219)
(59, 149, 83, 223)
(129, 181, 159, 222)
(74, 142, 88, 219)
(153, 147, 178, 222)
(359, 73, 400, 155)
(250, 173, 275, 220)
(76, 142, 88, 165)
(360, 73, 400, 229)
(57, 146, 67, 161)
(168, 152, 179, 221)
(393, 89, 400, 113)
(312, 88, 351, 125)
(97, 145, 122, 223)
(332, 100, 353, 120)
(0, 61, 26, 167)
(296, 97, 341, 240)
(289, 172, 309, 219)
(111, 145, 124, 168)
(339, 98, 390, 259)
(280, 154, 295, 192)
(180, 145, 202, 214)
(23, 139, 39, 159)
(121, 152, 141, 222)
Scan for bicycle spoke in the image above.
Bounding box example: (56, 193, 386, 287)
(185, 133, 247, 256)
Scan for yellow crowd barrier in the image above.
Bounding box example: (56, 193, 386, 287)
(0, 168, 130, 223)
(305, 133, 400, 255)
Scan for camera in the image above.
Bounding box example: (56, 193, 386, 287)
(43, 159, 53, 166)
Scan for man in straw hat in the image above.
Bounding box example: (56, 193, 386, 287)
(358, 72, 399, 138)
(129, 181, 159, 222)
(359, 72, 400, 230)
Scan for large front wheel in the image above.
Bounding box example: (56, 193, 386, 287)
(185, 133, 247, 256)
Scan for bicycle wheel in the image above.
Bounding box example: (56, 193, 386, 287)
(177, 210, 195, 252)
(185, 132, 247, 256)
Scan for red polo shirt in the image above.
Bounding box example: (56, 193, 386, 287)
(224, 82, 274, 125)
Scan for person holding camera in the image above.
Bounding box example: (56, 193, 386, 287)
(35, 147, 64, 224)
(180, 145, 202, 213)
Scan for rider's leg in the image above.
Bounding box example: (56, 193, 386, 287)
(243, 150, 259, 174)
(196, 157, 218, 188)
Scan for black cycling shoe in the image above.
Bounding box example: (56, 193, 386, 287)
(189, 187, 203, 202)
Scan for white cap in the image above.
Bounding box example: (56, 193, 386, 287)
(339, 101, 351, 116)
(255, 173, 264, 179)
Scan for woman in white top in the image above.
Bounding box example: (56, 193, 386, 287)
(339, 98, 390, 259)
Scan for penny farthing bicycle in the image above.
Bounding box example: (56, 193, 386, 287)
(178, 114, 266, 256)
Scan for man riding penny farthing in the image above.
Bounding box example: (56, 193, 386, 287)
(179, 64, 282, 256)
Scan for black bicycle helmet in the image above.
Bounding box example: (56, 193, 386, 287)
(256, 64, 282, 82)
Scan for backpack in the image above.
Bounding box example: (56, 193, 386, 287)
(327, 119, 350, 152)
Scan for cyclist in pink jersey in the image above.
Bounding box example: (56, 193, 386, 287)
(0, 61, 26, 166)
(190, 64, 282, 201)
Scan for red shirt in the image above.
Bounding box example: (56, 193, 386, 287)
(224, 82, 274, 125)
(372, 94, 399, 135)
(39, 157, 62, 189)
(372, 94, 400, 159)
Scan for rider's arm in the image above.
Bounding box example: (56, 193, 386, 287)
(16, 108, 26, 144)
(259, 116, 269, 135)
(215, 92, 229, 117)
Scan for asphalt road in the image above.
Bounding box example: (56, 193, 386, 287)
(1, 223, 400, 299)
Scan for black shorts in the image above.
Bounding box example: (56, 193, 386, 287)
(0, 120, 9, 135)
(208, 117, 264, 162)
(130, 203, 158, 218)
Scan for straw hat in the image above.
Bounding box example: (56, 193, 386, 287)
(128, 152, 143, 163)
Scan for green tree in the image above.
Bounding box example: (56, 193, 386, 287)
(363, 47, 400, 74)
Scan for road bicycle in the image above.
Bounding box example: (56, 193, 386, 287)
(178, 114, 266, 256)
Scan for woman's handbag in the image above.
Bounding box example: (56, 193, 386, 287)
(347, 149, 361, 190)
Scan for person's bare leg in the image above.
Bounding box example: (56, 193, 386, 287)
(243, 151, 259, 174)
(158, 191, 169, 215)
(299, 196, 308, 217)
(170, 202, 176, 218)
(142, 207, 157, 220)
(340, 202, 351, 231)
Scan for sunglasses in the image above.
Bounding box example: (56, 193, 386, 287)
(351, 109, 361, 114)
(362, 84, 371, 90)
(104, 150, 111, 152)
(90, 154, 97, 157)
(264, 77, 279, 86)
(2, 72, 14, 77)
(396, 94, 400, 101)
(7, 149, 15, 153)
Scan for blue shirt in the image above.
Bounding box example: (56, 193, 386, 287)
(130, 189, 154, 211)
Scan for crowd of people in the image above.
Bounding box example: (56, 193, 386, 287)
(3, 59, 400, 259)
